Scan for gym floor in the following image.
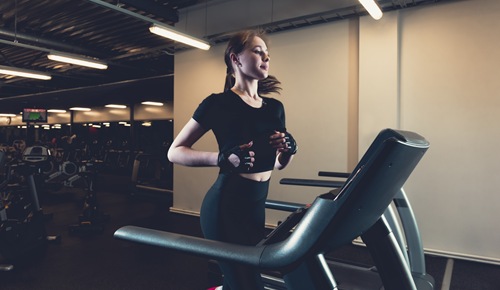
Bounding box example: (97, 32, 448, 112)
(1, 173, 499, 290)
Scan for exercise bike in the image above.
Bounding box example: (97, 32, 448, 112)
(68, 158, 110, 235)
(27, 144, 110, 236)
(0, 149, 61, 271)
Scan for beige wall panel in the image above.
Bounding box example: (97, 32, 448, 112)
(399, 0, 500, 262)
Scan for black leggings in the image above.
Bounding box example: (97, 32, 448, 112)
(200, 173, 269, 290)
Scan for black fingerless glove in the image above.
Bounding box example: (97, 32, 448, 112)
(284, 132, 298, 155)
(217, 146, 252, 172)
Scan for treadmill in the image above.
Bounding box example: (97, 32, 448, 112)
(263, 181, 434, 290)
(114, 128, 430, 290)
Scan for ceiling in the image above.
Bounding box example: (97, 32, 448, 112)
(0, 0, 445, 114)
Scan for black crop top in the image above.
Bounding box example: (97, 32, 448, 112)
(193, 90, 286, 173)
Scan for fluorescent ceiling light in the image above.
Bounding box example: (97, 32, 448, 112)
(359, 0, 383, 20)
(47, 52, 108, 70)
(87, 0, 210, 50)
(105, 104, 127, 109)
(0, 113, 16, 117)
(69, 107, 91, 111)
(47, 109, 67, 113)
(0, 65, 51, 80)
(150, 24, 210, 51)
(141, 101, 164, 106)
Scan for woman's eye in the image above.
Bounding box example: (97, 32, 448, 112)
(254, 50, 268, 57)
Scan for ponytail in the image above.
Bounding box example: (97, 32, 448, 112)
(224, 68, 235, 92)
(258, 75, 281, 95)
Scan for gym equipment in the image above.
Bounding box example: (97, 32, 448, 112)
(102, 140, 137, 174)
(114, 128, 430, 290)
(23, 144, 110, 235)
(11, 140, 26, 158)
(0, 150, 12, 271)
(44, 144, 103, 190)
(45, 160, 84, 188)
(0, 148, 61, 271)
(266, 177, 434, 289)
(22, 145, 109, 235)
(22, 146, 55, 176)
(68, 159, 110, 235)
(130, 153, 173, 205)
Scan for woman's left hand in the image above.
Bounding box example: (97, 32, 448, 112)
(270, 131, 298, 155)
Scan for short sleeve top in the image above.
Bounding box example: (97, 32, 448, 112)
(193, 90, 286, 173)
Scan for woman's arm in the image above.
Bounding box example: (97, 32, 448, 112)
(275, 151, 294, 170)
(167, 118, 218, 167)
(270, 131, 297, 170)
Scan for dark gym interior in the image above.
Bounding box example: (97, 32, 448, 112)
(1, 1, 500, 290)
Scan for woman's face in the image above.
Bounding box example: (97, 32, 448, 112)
(234, 36, 270, 80)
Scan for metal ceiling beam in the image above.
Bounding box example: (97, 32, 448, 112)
(0, 74, 173, 101)
(0, 34, 166, 74)
(0, 28, 100, 57)
(119, 0, 179, 23)
(0, 38, 53, 54)
(86, 0, 179, 28)
(86, 0, 208, 50)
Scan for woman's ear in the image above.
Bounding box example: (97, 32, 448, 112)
(230, 53, 241, 66)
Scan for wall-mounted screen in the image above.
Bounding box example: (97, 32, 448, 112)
(22, 108, 48, 123)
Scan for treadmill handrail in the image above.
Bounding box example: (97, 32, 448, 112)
(318, 171, 350, 178)
(265, 199, 305, 212)
(114, 196, 338, 270)
(394, 188, 427, 274)
(280, 178, 344, 188)
(114, 226, 264, 266)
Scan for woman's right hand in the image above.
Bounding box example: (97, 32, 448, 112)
(218, 141, 255, 171)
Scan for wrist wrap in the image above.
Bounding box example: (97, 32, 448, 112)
(284, 132, 298, 155)
(218, 146, 252, 172)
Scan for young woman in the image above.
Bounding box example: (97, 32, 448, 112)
(168, 30, 297, 290)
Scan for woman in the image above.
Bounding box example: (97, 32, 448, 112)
(167, 30, 297, 290)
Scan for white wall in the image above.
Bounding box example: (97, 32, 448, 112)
(399, 0, 500, 262)
(358, 0, 500, 263)
(171, 44, 225, 213)
(173, 0, 500, 264)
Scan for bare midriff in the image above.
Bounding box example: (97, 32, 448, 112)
(239, 170, 272, 182)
